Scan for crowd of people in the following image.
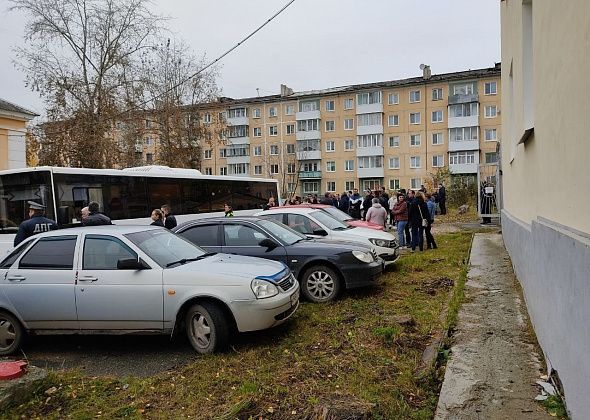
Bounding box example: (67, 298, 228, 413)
(276, 183, 447, 253)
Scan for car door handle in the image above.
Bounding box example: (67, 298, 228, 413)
(7, 275, 26, 282)
(79, 276, 98, 282)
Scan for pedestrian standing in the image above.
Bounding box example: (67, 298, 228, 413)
(425, 194, 438, 249)
(150, 209, 165, 227)
(409, 192, 429, 252)
(13, 201, 58, 247)
(361, 190, 374, 220)
(263, 197, 277, 210)
(438, 183, 447, 215)
(338, 191, 350, 213)
(365, 198, 388, 230)
(388, 193, 398, 226)
(392, 195, 409, 248)
(349, 189, 362, 219)
(82, 201, 112, 226)
(161, 204, 177, 229)
(224, 203, 234, 217)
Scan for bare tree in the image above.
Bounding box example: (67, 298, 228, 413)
(11, 0, 164, 168)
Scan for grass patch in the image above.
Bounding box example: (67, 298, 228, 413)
(541, 395, 569, 419)
(3, 232, 473, 419)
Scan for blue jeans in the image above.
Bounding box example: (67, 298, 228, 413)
(411, 225, 424, 251)
(396, 220, 407, 247)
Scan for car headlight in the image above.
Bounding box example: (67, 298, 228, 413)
(352, 250, 373, 263)
(251, 279, 279, 299)
(369, 238, 389, 247)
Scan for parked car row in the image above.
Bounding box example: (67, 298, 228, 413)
(0, 208, 400, 356)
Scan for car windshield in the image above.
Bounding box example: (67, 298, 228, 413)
(257, 218, 306, 245)
(310, 210, 349, 231)
(322, 207, 353, 222)
(125, 229, 206, 268)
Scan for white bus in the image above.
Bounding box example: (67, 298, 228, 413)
(0, 166, 279, 252)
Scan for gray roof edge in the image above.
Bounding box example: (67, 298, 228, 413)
(0, 98, 39, 118)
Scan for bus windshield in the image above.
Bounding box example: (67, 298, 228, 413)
(0, 170, 54, 233)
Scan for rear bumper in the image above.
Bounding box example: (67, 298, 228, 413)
(340, 260, 383, 289)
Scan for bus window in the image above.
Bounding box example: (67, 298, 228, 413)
(232, 181, 270, 210)
(0, 170, 54, 232)
(124, 176, 149, 218)
(209, 180, 233, 213)
(147, 179, 182, 214)
(181, 179, 209, 215)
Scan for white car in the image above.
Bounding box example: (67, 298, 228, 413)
(0, 226, 299, 355)
(255, 207, 399, 265)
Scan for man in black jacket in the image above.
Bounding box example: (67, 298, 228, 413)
(82, 201, 112, 226)
(161, 204, 177, 229)
(437, 183, 447, 215)
(14, 201, 58, 246)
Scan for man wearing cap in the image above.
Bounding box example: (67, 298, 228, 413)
(14, 201, 58, 246)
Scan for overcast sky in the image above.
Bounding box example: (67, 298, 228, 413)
(0, 0, 500, 115)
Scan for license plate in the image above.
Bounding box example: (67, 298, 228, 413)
(290, 290, 299, 306)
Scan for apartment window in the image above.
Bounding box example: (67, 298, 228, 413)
(228, 125, 248, 138)
(285, 104, 295, 115)
(145, 119, 152, 129)
(345, 160, 354, 171)
(220, 167, 227, 176)
(287, 163, 296, 174)
(358, 156, 383, 169)
(204, 168, 212, 175)
(228, 108, 246, 118)
(432, 155, 444, 167)
(431, 110, 443, 123)
(485, 152, 498, 163)
(254, 165, 262, 175)
(302, 162, 319, 172)
(411, 178, 421, 189)
(325, 120, 335, 132)
(485, 105, 497, 118)
(204, 149, 212, 159)
(345, 181, 355, 191)
(270, 164, 279, 174)
(357, 91, 382, 105)
(145, 136, 152, 145)
(303, 182, 319, 194)
(485, 128, 497, 141)
(409, 112, 421, 125)
(286, 144, 295, 154)
(297, 119, 319, 132)
(432, 88, 443, 101)
(269, 106, 277, 117)
(253, 127, 262, 137)
(388, 92, 399, 105)
(344, 139, 354, 150)
(299, 100, 319, 112)
(389, 136, 400, 147)
(357, 113, 382, 126)
(219, 148, 227, 158)
(449, 102, 478, 117)
(410, 156, 421, 168)
(286, 124, 295, 135)
(287, 183, 296, 193)
(484, 81, 497, 95)
(269, 145, 279, 155)
(326, 181, 336, 192)
(344, 118, 354, 130)
(326, 161, 336, 172)
(449, 126, 479, 142)
(389, 179, 400, 190)
(253, 146, 262, 156)
(326, 141, 335, 152)
(453, 83, 475, 95)
(269, 125, 278, 136)
(410, 134, 421, 146)
(203, 114, 211, 124)
(357, 134, 383, 148)
(389, 157, 400, 169)
(432, 132, 443, 145)
(252, 108, 261, 118)
(449, 151, 476, 164)
(344, 98, 354, 109)
(218, 112, 226, 122)
(409, 90, 421, 103)
(297, 139, 320, 153)
(146, 153, 153, 164)
(325, 100, 335, 111)
(388, 114, 399, 127)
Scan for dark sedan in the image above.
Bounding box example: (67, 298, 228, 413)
(173, 217, 383, 303)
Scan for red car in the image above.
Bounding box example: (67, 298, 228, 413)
(271, 204, 385, 231)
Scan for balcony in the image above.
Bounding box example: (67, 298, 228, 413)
(296, 110, 321, 121)
(449, 163, 478, 174)
(358, 167, 384, 178)
(357, 124, 383, 136)
(448, 115, 479, 129)
(356, 146, 384, 157)
(226, 155, 250, 165)
(299, 170, 322, 179)
(227, 136, 249, 145)
(356, 103, 383, 115)
(227, 116, 249, 126)
(296, 150, 322, 161)
(448, 93, 479, 105)
(448, 140, 479, 152)
(296, 130, 321, 141)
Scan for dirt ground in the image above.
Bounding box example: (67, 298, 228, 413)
(435, 233, 552, 419)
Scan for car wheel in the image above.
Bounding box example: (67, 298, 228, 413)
(0, 311, 24, 356)
(301, 265, 341, 303)
(185, 302, 229, 354)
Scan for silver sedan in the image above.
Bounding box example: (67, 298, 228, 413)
(0, 226, 299, 355)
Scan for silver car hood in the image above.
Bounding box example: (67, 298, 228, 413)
(171, 253, 288, 280)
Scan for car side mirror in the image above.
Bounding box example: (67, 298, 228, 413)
(312, 229, 328, 236)
(117, 257, 148, 270)
(258, 238, 279, 250)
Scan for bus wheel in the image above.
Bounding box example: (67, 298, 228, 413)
(185, 302, 229, 354)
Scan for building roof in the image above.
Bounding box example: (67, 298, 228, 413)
(0, 98, 39, 119)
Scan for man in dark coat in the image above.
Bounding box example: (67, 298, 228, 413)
(362, 190, 374, 220)
(319, 192, 334, 206)
(161, 204, 177, 229)
(437, 183, 447, 215)
(14, 201, 58, 246)
(338, 192, 350, 213)
(82, 201, 112, 226)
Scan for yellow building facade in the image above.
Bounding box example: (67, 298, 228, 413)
(0, 99, 37, 170)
